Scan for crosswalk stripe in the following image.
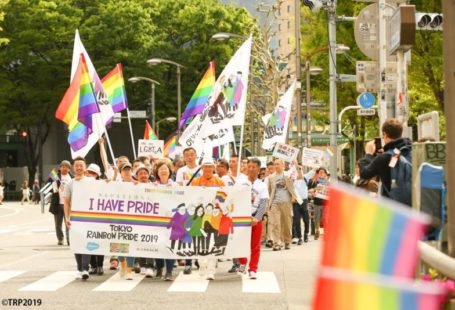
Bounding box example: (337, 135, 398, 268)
(0, 270, 25, 282)
(241, 272, 280, 293)
(19, 271, 75, 291)
(167, 271, 209, 292)
(93, 272, 146, 291)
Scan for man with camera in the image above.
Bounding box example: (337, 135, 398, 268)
(358, 118, 412, 202)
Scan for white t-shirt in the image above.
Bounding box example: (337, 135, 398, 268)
(237, 177, 269, 216)
(176, 165, 201, 185)
(56, 174, 72, 205)
(63, 176, 92, 200)
(221, 175, 236, 186)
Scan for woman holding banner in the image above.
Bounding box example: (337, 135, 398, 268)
(153, 159, 176, 281)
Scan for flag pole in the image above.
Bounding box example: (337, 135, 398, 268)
(126, 108, 137, 158)
(92, 97, 116, 164)
(237, 124, 245, 176)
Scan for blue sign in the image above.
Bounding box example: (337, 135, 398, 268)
(357, 92, 375, 109)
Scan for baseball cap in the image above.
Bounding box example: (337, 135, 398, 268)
(59, 160, 71, 168)
(119, 162, 132, 172)
(201, 157, 216, 166)
(134, 163, 150, 176)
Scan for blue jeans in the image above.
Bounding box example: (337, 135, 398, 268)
(156, 259, 175, 272)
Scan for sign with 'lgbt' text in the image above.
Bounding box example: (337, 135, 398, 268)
(69, 180, 252, 259)
(137, 139, 163, 158)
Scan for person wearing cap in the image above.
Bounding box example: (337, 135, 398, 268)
(133, 163, 154, 278)
(51, 160, 72, 246)
(190, 158, 225, 281)
(114, 161, 137, 280)
(85, 163, 105, 276)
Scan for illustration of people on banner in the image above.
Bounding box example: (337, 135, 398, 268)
(69, 181, 251, 259)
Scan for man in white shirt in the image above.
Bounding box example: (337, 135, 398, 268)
(52, 160, 72, 246)
(237, 158, 269, 279)
(63, 157, 91, 280)
(176, 147, 201, 186)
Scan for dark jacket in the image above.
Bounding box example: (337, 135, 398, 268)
(358, 137, 412, 197)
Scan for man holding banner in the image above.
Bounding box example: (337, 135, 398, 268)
(63, 157, 91, 280)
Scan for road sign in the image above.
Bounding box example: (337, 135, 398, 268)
(356, 61, 398, 93)
(128, 110, 147, 119)
(338, 74, 357, 82)
(357, 92, 376, 108)
(357, 108, 376, 116)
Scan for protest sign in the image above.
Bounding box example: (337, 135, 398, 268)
(137, 139, 163, 158)
(301, 147, 328, 168)
(69, 180, 251, 259)
(272, 143, 299, 162)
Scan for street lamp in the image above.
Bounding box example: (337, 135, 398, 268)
(156, 117, 177, 138)
(146, 58, 184, 127)
(128, 77, 160, 130)
(211, 32, 247, 41)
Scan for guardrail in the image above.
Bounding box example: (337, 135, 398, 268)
(419, 241, 455, 279)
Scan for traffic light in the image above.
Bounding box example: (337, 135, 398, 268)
(20, 130, 27, 138)
(415, 13, 443, 31)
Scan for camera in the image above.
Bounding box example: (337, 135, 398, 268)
(374, 137, 382, 154)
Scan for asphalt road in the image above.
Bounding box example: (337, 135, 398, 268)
(0, 202, 321, 310)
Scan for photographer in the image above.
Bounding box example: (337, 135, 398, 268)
(358, 118, 412, 200)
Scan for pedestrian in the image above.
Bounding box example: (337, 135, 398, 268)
(190, 157, 225, 280)
(50, 160, 72, 246)
(176, 147, 202, 275)
(154, 160, 177, 281)
(308, 167, 330, 240)
(0, 181, 4, 205)
(20, 181, 31, 205)
(358, 118, 412, 205)
(32, 180, 40, 204)
(292, 165, 316, 245)
(267, 158, 299, 251)
(117, 162, 136, 280)
(85, 164, 105, 276)
(236, 158, 269, 279)
(262, 161, 276, 248)
(63, 157, 91, 280)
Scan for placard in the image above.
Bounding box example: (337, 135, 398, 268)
(137, 139, 164, 158)
(272, 143, 299, 162)
(301, 147, 327, 168)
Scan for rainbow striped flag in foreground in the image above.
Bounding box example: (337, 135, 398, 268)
(143, 120, 158, 140)
(179, 61, 215, 129)
(101, 63, 128, 113)
(322, 185, 429, 278)
(55, 54, 98, 151)
(313, 267, 448, 310)
(163, 134, 176, 158)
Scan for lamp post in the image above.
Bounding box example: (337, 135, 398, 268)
(146, 58, 184, 127)
(128, 77, 160, 130)
(156, 117, 177, 138)
(304, 62, 323, 148)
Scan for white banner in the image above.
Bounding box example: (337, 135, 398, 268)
(69, 180, 251, 259)
(178, 115, 205, 156)
(203, 126, 235, 148)
(301, 147, 328, 168)
(272, 142, 299, 163)
(137, 139, 164, 158)
(262, 81, 296, 150)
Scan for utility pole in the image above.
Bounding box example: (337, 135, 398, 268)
(295, 0, 302, 148)
(443, 0, 455, 258)
(328, 0, 338, 180)
(305, 58, 312, 148)
(378, 0, 388, 127)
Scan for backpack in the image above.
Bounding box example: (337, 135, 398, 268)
(385, 146, 412, 206)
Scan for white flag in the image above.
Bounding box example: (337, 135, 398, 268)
(70, 30, 115, 159)
(262, 81, 296, 150)
(200, 36, 252, 138)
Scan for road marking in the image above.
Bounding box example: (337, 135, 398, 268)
(19, 271, 75, 291)
(242, 272, 280, 293)
(0, 206, 21, 218)
(93, 272, 145, 292)
(167, 271, 209, 292)
(0, 270, 25, 282)
(0, 229, 15, 234)
(0, 252, 47, 268)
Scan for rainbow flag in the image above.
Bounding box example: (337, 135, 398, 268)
(179, 61, 215, 129)
(215, 191, 227, 203)
(323, 185, 429, 278)
(101, 63, 128, 113)
(144, 120, 158, 140)
(163, 134, 177, 158)
(48, 168, 59, 182)
(325, 146, 335, 157)
(56, 54, 98, 151)
(313, 267, 448, 310)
